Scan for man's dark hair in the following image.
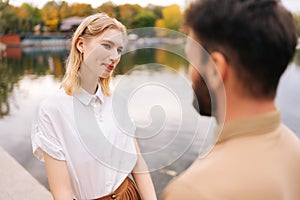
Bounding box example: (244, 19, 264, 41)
(184, 0, 298, 99)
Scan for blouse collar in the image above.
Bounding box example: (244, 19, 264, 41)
(74, 85, 104, 106)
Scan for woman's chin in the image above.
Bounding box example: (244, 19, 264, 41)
(99, 72, 110, 78)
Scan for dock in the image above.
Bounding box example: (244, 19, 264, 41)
(0, 146, 52, 200)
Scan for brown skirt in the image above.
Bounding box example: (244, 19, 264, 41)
(94, 177, 141, 200)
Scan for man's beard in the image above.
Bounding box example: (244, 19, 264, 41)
(192, 73, 216, 117)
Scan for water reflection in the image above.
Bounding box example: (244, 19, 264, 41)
(117, 46, 188, 74)
(0, 47, 67, 118)
(0, 45, 188, 118)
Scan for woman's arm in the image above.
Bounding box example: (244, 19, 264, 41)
(43, 152, 73, 200)
(132, 140, 157, 200)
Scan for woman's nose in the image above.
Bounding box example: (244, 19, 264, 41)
(109, 49, 120, 62)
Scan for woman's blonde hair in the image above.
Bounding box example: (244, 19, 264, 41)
(61, 13, 126, 96)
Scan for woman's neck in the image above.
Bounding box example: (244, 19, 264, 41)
(79, 67, 98, 94)
(81, 80, 98, 94)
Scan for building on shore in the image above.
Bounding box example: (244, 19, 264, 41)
(60, 16, 85, 33)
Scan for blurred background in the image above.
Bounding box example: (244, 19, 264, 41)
(0, 0, 300, 198)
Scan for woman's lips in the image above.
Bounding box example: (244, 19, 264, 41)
(104, 64, 114, 71)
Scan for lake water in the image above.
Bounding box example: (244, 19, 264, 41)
(0, 44, 299, 197)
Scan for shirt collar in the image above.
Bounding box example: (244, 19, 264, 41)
(215, 109, 280, 143)
(74, 85, 104, 106)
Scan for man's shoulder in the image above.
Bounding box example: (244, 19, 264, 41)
(161, 159, 219, 200)
(161, 173, 204, 200)
(161, 148, 247, 200)
(278, 124, 300, 155)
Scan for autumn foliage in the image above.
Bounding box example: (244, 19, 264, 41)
(0, 1, 183, 34)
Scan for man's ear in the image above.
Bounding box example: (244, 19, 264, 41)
(206, 51, 229, 90)
(76, 37, 84, 53)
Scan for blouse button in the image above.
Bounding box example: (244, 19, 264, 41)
(111, 194, 117, 199)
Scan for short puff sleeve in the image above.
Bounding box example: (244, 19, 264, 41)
(31, 103, 65, 161)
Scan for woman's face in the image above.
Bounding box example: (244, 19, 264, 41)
(78, 28, 125, 79)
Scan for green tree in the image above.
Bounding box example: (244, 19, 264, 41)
(59, 1, 72, 19)
(118, 4, 142, 28)
(0, 5, 19, 33)
(145, 4, 163, 19)
(133, 11, 157, 28)
(69, 3, 94, 17)
(41, 1, 60, 32)
(17, 3, 41, 32)
(30, 7, 43, 26)
(132, 11, 157, 36)
(161, 4, 182, 31)
(0, 0, 9, 10)
(97, 1, 116, 18)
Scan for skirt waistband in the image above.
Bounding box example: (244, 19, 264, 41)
(94, 177, 141, 200)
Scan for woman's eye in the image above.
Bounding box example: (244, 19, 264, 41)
(117, 48, 123, 54)
(101, 43, 111, 49)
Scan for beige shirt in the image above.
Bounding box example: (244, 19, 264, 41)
(161, 110, 300, 200)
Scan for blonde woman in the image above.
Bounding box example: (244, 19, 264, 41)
(31, 13, 156, 200)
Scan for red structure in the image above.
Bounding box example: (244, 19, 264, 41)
(0, 34, 21, 47)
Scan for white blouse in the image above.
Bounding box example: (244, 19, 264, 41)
(31, 87, 137, 199)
